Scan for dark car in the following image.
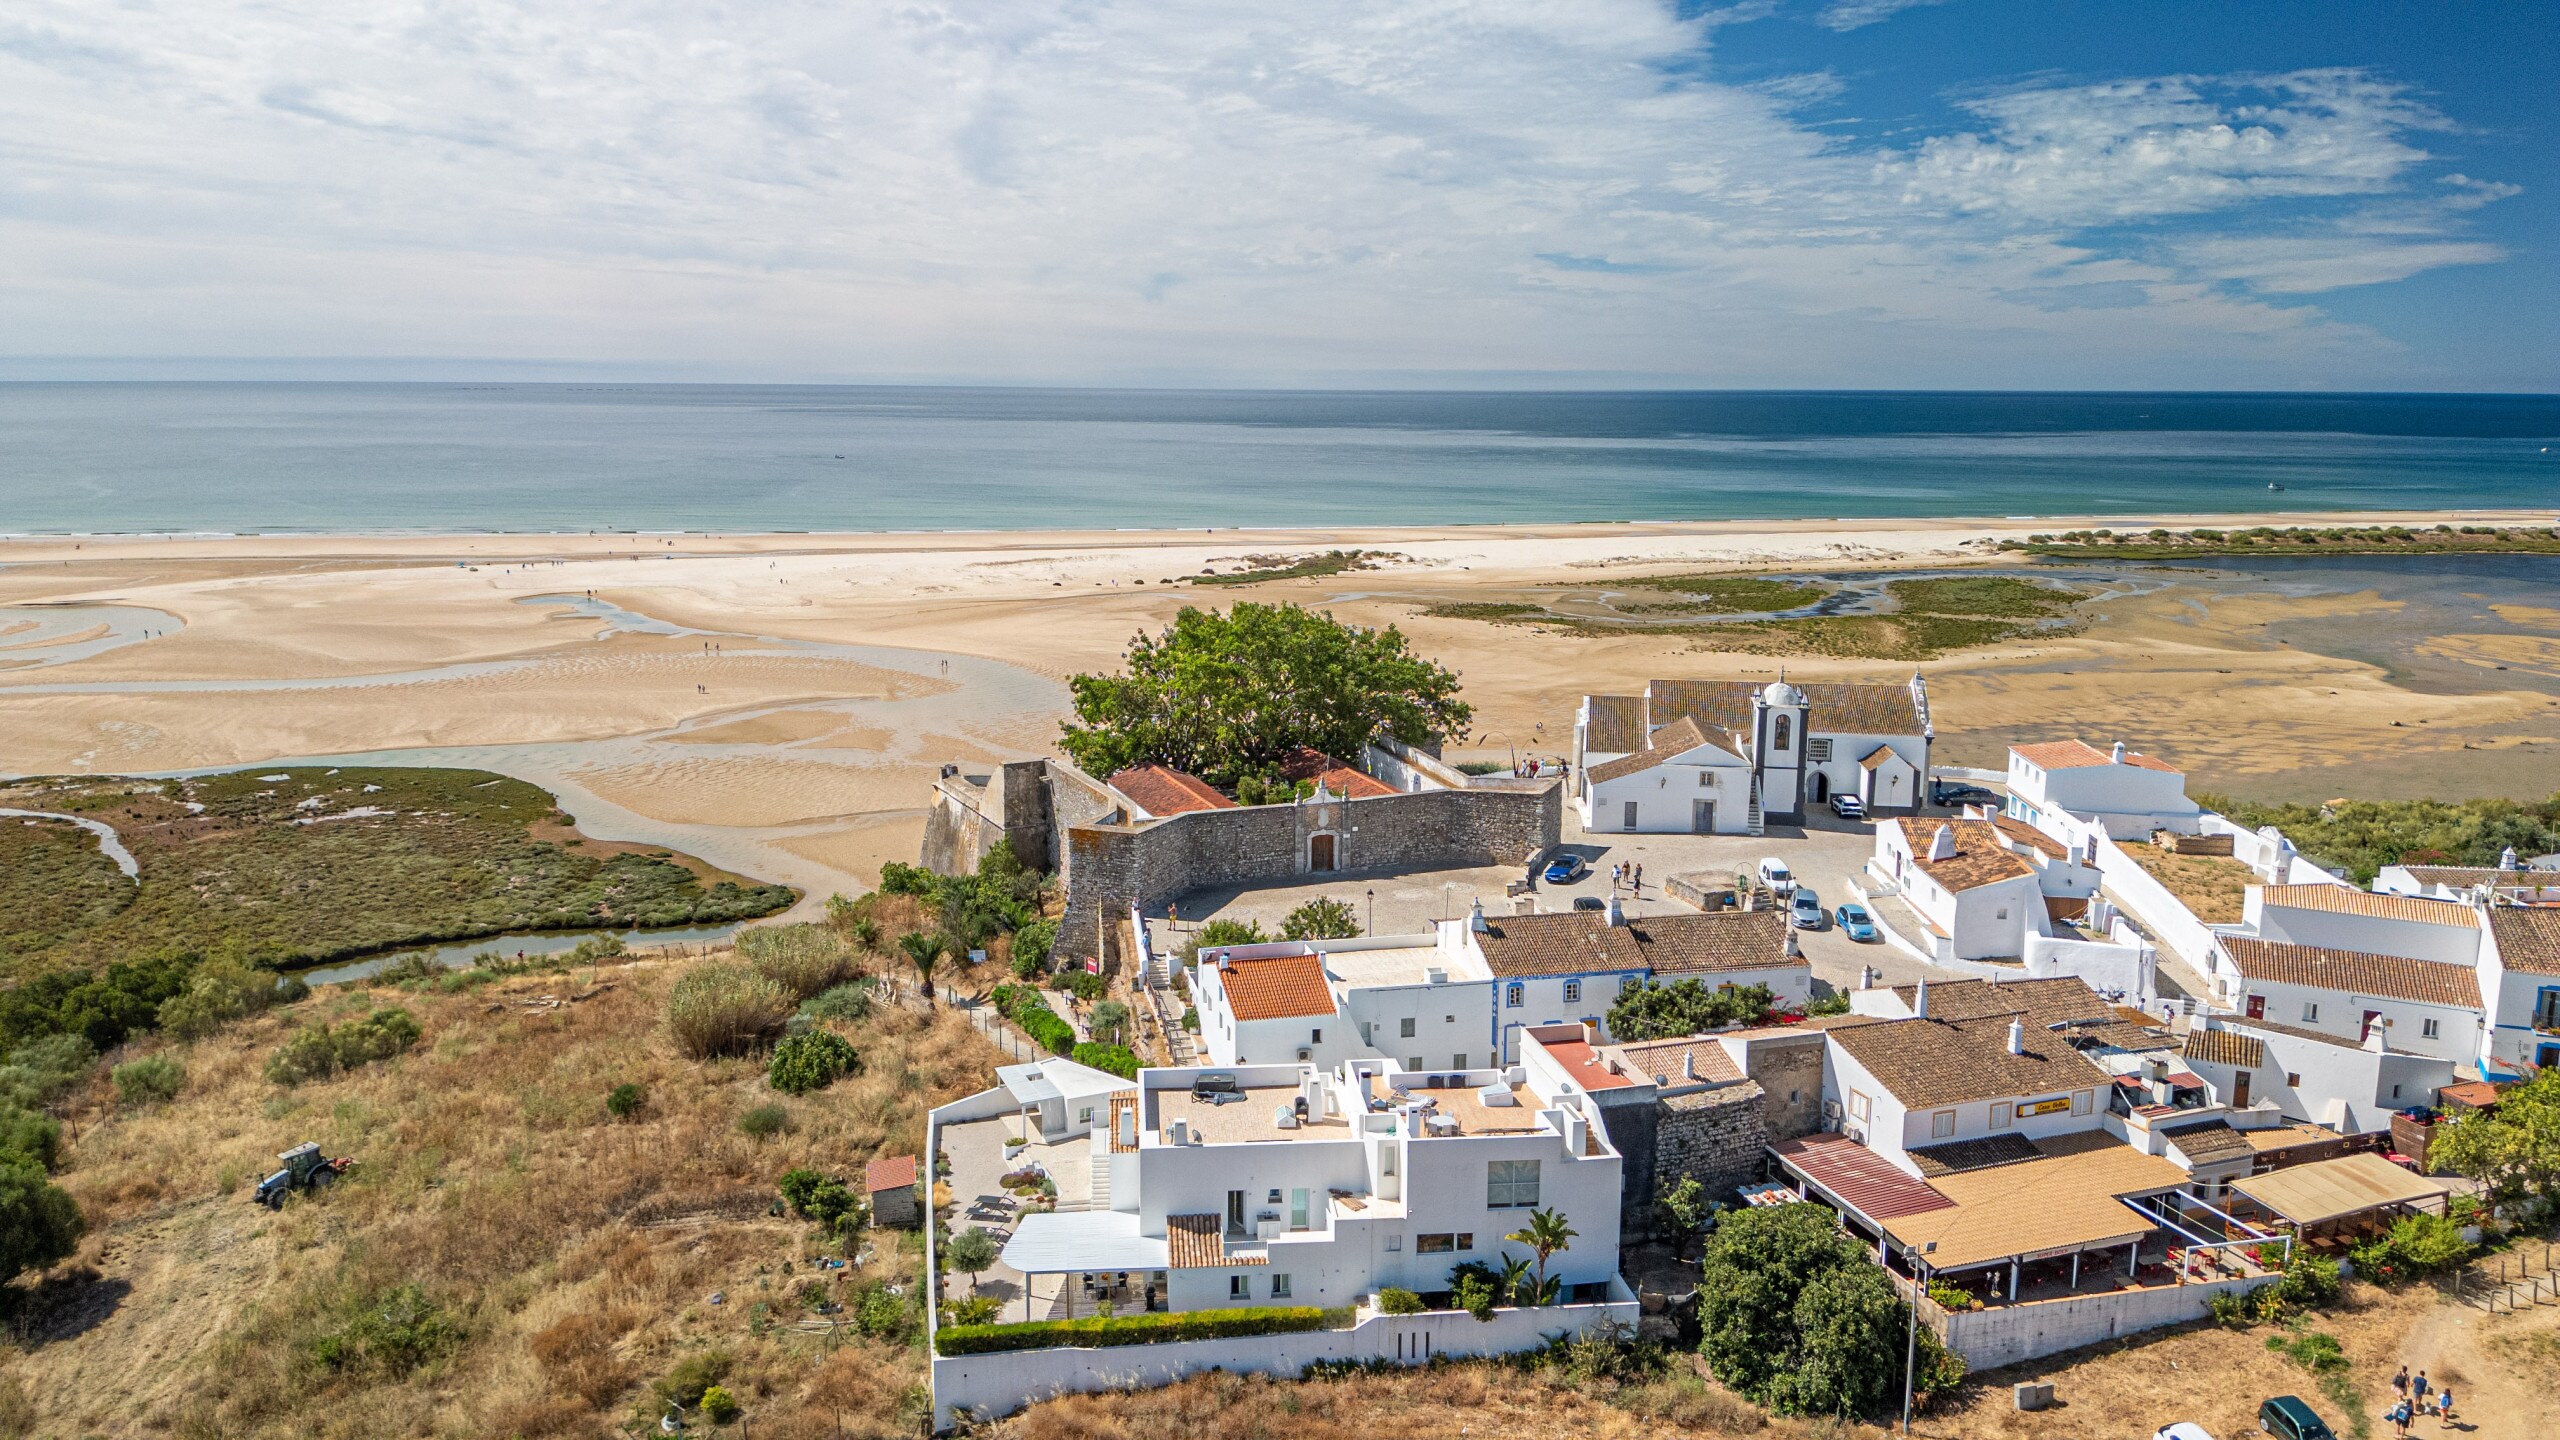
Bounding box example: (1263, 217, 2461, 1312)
(1543, 853, 1590, 884)
(2258, 1396, 2335, 1440)
(1571, 895, 1608, 912)
(1930, 781, 1999, 808)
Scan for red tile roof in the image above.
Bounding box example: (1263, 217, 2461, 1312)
(1108, 764, 1238, 817)
(1772, 1133, 1954, 1221)
(1275, 747, 1399, 799)
(2219, 935, 2482, 1008)
(864, 1155, 918, 1193)
(1167, 1212, 1267, 1268)
(1214, 952, 1338, 1021)
(2011, 739, 2180, 774)
(2256, 884, 2478, 928)
(1539, 1037, 1641, 1091)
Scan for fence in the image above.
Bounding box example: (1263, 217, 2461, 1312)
(2447, 1237, 2560, 1313)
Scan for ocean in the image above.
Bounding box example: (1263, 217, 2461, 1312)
(1, 384, 2553, 534)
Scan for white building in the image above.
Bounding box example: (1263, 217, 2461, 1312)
(1000, 1050, 1625, 1318)
(2477, 905, 2560, 1077)
(1194, 906, 1809, 1069)
(1827, 982, 2117, 1176)
(2376, 854, 2560, 904)
(2237, 885, 2482, 967)
(2173, 1017, 2456, 1136)
(1573, 675, 1929, 834)
(2208, 935, 2482, 1064)
(2004, 739, 2203, 841)
(1874, 817, 2059, 962)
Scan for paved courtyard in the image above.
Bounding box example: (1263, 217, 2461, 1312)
(937, 1116, 1096, 1321)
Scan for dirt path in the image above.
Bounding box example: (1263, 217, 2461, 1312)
(14, 1197, 280, 1435)
(2395, 1291, 2560, 1438)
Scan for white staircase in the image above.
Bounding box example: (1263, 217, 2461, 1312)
(1747, 775, 1766, 835)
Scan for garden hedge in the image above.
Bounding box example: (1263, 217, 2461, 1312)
(935, 1306, 1334, 1356)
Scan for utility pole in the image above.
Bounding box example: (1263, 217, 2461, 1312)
(1902, 1240, 1935, 1433)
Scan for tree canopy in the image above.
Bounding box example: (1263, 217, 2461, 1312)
(2430, 1066, 2560, 1203)
(1606, 979, 1777, 1043)
(1699, 1201, 1962, 1418)
(1059, 603, 1471, 787)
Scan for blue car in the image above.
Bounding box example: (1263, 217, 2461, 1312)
(1543, 854, 1589, 884)
(1835, 903, 1878, 941)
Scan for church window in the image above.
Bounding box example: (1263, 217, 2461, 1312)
(1773, 716, 1792, 750)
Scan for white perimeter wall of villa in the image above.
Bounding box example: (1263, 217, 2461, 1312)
(2196, 1027, 2455, 1134)
(2006, 751, 2202, 840)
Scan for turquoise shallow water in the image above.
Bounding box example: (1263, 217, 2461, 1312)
(1, 384, 2553, 533)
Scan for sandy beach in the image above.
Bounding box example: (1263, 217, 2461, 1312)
(3, 509, 2555, 901)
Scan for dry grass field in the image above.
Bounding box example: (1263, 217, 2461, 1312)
(5, 950, 1004, 1439)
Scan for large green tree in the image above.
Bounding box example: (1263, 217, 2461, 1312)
(2431, 1066, 2560, 1203)
(1699, 1201, 1962, 1418)
(1607, 980, 1775, 1043)
(1059, 603, 1471, 786)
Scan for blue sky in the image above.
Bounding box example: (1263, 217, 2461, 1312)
(0, 0, 2550, 389)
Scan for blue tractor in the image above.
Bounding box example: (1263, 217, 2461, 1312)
(254, 1142, 352, 1209)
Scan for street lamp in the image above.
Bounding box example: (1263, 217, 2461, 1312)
(1366, 888, 1375, 936)
(1901, 1240, 1936, 1433)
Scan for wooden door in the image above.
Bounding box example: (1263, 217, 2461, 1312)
(1309, 833, 1336, 871)
(2244, 994, 2265, 1020)
(2232, 1071, 2251, 1108)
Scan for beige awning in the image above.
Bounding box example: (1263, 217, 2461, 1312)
(2229, 1153, 2446, 1227)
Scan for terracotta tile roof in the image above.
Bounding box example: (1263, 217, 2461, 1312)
(1647, 677, 1923, 738)
(2487, 906, 2560, 976)
(1585, 715, 1716, 784)
(1887, 975, 2103, 1025)
(1907, 1133, 2043, 1176)
(2255, 884, 2478, 928)
(2010, 739, 2180, 774)
(2399, 865, 2558, 889)
(1882, 1131, 2187, 1272)
(1994, 815, 2069, 858)
(864, 1155, 918, 1193)
(1889, 818, 2036, 893)
(2220, 935, 2481, 1008)
(2230, 1016, 2364, 1050)
(1163, 1212, 1266, 1267)
(1275, 747, 1398, 799)
(1830, 1014, 2113, 1107)
(1472, 909, 1794, 979)
(1213, 952, 1338, 1021)
(1771, 1133, 1954, 1221)
(1108, 764, 1237, 817)
(1858, 744, 1900, 771)
(1612, 1036, 1746, 1087)
(2159, 1119, 2255, 1165)
(1107, 1092, 1139, 1153)
(1582, 693, 1649, 755)
(2180, 1028, 2267, 1069)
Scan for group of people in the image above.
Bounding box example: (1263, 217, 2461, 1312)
(2387, 1366, 2455, 1434)
(1610, 860, 1643, 895)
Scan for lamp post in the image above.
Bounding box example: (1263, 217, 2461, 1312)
(1366, 888, 1375, 936)
(1902, 1240, 1936, 1434)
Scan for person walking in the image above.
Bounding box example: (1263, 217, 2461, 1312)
(2388, 1401, 2410, 1439)
(1632, 861, 1643, 894)
(2411, 1372, 2430, 1416)
(2434, 1385, 2454, 1425)
(2392, 1366, 2411, 1405)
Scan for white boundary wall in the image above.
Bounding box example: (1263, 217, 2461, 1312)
(931, 1287, 1639, 1428)
(1926, 1272, 2261, 1371)
(2022, 934, 2156, 1001)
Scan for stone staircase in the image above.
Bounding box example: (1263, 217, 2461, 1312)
(1747, 774, 1766, 835)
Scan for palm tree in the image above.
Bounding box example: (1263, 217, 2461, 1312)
(1497, 1254, 1534, 1308)
(898, 930, 946, 1007)
(1505, 1207, 1578, 1307)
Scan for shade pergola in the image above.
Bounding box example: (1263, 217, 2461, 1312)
(2229, 1153, 2447, 1229)
(998, 1211, 1172, 1321)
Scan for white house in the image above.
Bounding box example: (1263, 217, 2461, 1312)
(2240, 885, 2482, 967)
(2377, 856, 2560, 904)
(1574, 675, 1929, 834)
(989, 1058, 1141, 1142)
(2477, 905, 2560, 1077)
(1467, 906, 1809, 1062)
(2173, 1018, 2455, 1136)
(1192, 932, 1498, 1073)
(2004, 739, 2203, 841)
(1823, 1004, 2112, 1178)
(1874, 818, 2048, 961)
(2207, 935, 2482, 1064)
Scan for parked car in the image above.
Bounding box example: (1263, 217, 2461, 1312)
(2257, 1396, 2335, 1440)
(2153, 1425, 2217, 1440)
(1930, 780, 1999, 808)
(1790, 888, 1824, 929)
(1756, 857, 1796, 895)
(1834, 903, 1878, 941)
(1543, 853, 1590, 884)
(1571, 895, 1607, 912)
(1829, 793, 1866, 820)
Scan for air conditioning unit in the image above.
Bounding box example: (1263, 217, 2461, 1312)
(1297, 1047, 1313, 1062)
(1822, 1099, 1843, 1121)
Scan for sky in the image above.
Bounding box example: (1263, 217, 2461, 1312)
(0, 1, 2552, 390)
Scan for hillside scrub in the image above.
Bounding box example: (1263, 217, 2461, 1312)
(667, 961, 793, 1059)
(264, 1008, 422, 1086)
(767, 1030, 860, 1095)
(0, 768, 794, 979)
(2198, 790, 2560, 885)
(737, 922, 858, 1001)
(25, 950, 1006, 1437)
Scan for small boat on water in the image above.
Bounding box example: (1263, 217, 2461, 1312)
(2267, 482, 2286, 491)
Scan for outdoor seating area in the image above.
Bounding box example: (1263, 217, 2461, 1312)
(2225, 1152, 2451, 1252)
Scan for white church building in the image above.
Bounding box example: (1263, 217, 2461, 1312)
(1572, 675, 1931, 835)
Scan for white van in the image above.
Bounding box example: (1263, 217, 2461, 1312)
(1757, 857, 1795, 895)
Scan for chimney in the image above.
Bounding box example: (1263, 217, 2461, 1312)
(1604, 895, 1625, 927)
(2500, 845, 2519, 871)
(1929, 824, 1957, 862)
(1469, 897, 1489, 933)
(2110, 740, 2127, 764)
(2006, 1018, 2026, 1056)
(1682, 1049, 1698, 1081)
(1912, 976, 1928, 1017)
(1170, 1118, 1190, 1146)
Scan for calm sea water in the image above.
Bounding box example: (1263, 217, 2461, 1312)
(1, 384, 2553, 533)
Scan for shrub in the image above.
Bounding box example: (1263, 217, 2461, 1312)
(736, 1103, 792, 1140)
(699, 1386, 741, 1423)
(1086, 1000, 1131, 1045)
(4, 1035, 96, 1104)
(1061, 969, 1106, 1004)
(606, 1082, 645, 1120)
(653, 1350, 733, 1410)
(1378, 1287, 1427, 1315)
(311, 1284, 464, 1378)
(0, 1109, 59, 1173)
(855, 1283, 919, 1344)
(1281, 897, 1361, 940)
(1071, 1043, 1139, 1079)
(799, 980, 872, 1022)
(1924, 1279, 1976, 1312)
(264, 1008, 421, 1085)
(112, 1054, 184, 1106)
(1453, 1272, 1496, 1321)
(877, 862, 938, 897)
(738, 923, 857, 1000)
(942, 1295, 1002, 1326)
(1012, 918, 1058, 974)
(936, 1305, 1336, 1355)
(777, 1168, 858, 1227)
(1610, 979, 1775, 1042)
(991, 984, 1078, 1055)
(0, 1158, 83, 1282)
(666, 962, 791, 1059)
(2350, 1211, 2472, 1284)
(156, 959, 306, 1042)
(767, 1030, 860, 1095)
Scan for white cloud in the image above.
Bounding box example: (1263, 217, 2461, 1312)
(2173, 237, 2505, 293)
(0, 3, 2524, 386)
(1816, 0, 1947, 32)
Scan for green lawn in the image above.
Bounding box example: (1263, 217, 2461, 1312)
(0, 767, 796, 977)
